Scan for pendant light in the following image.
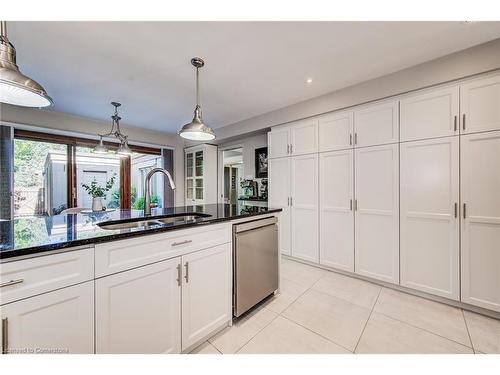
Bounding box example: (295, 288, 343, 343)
(93, 102, 132, 156)
(0, 21, 53, 107)
(179, 57, 215, 141)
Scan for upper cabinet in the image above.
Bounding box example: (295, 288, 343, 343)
(290, 119, 319, 156)
(268, 127, 290, 159)
(460, 73, 500, 134)
(400, 85, 459, 141)
(318, 110, 353, 152)
(353, 100, 399, 147)
(268, 119, 318, 159)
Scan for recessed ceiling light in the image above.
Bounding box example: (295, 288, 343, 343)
(306, 78, 313, 84)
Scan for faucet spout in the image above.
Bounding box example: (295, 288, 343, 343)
(144, 168, 176, 216)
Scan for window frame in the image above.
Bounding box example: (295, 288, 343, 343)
(13, 129, 162, 214)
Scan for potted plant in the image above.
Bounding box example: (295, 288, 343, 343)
(81, 175, 116, 212)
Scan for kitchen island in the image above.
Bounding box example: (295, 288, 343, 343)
(0, 203, 281, 354)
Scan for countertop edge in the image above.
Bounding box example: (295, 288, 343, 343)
(0, 208, 282, 261)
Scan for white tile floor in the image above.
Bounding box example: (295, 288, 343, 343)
(190, 258, 500, 354)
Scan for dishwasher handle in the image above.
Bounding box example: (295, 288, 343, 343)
(233, 217, 278, 234)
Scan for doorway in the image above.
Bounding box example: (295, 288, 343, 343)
(221, 148, 243, 204)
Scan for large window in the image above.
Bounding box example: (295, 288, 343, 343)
(14, 138, 68, 216)
(11, 129, 173, 218)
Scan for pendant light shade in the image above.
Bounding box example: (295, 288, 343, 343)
(179, 57, 215, 141)
(94, 136, 107, 154)
(117, 139, 132, 156)
(179, 105, 216, 141)
(0, 21, 53, 107)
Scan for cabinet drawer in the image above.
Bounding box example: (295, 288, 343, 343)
(0, 248, 94, 305)
(95, 223, 231, 277)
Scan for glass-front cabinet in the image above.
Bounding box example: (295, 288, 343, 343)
(184, 144, 218, 206)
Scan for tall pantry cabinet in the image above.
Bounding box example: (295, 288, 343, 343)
(268, 119, 319, 262)
(269, 70, 500, 313)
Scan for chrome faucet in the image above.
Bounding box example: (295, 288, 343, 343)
(144, 168, 176, 216)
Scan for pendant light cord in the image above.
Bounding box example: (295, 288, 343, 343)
(196, 67, 200, 108)
(1, 21, 8, 42)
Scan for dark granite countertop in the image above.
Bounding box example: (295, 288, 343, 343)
(237, 197, 268, 202)
(0, 204, 281, 260)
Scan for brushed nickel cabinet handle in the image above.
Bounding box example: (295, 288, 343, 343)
(172, 240, 192, 247)
(290, 144, 293, 154)
(462, 114, 466, 131)
(287, 144, 290, 154)
(463, 203, 467, 219)
(176, 264, 182, 287)
(454, 203, 458, 218)
(0, 279, 24, 288)
(350, 199, 353, 211)
(354, 133, 358, 145)
(454, 116, 457, 132)
(354, 199, 358, 211)
(349, 134, 353, 146)
(290, 197, 293, 207)
(2, 318, 7, 355)
(184, 262, 189, 283)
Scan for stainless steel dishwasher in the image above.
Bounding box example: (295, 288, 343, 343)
(233, 216, 279, 317)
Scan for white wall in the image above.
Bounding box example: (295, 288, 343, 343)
(215, 38, 500, 140)
(0, 105, 185, 206)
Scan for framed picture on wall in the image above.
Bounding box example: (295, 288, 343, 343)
(254, 147, 268, 178)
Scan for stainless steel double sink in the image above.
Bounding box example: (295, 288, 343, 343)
(97, 213, 211, 230)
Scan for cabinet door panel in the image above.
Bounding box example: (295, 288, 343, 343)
(1, 282, 94, 354)
(268, 128, 290, 159)
(400, 138, 459, 299)
(355, 144, 399, 283)
(461, 74, 500, 134)
(461, 131, 500, 312)
(269, 158, 291, 255)
(319, 150, 354, 271)
(354, 100, 399, 147)
(291, 154, 319, 263)
(96, 258, 181, 354)
(400, 85, 459, 141)
(181, 244, 231, 350)
(318, 111, 353, 152)
(291, 119, 318, 155)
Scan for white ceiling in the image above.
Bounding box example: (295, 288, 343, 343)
(8, 21, 500, 134)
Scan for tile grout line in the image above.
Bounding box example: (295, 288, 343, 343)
(373, 308, 474, 351)
(278, 314, 353, 353)
(231, 307, 280, 354)
(353, 286, 382, 354)
(461, 309, 475, 353)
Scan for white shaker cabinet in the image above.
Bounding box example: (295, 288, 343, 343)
(268, 127, 290, 159)
(461, 131, 500, 312)
(268, 157, 291, 255)
(181, 244, 231, 350)
(319, 150, 354, 271)
(400, 137, 459, 300)
(354, 144, 399, 284)
(354, 100, 399, 147)
(400, 85, 459, 141)
(290, 119, 319, 156)
(95, 258, 182, 354)
(318, 111, 354, 152)
(1, 282, 94, 354)
(290, 153, 319, 263)
(460, 73, 500, 134)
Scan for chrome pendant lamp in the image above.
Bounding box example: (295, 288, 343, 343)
(0, 21, 53, 107)
(93, 102, 132, 156)
(178, 57, 215, 141)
